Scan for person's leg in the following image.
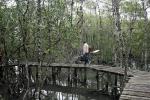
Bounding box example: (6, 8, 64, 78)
(87, 53, 91, 64)
(0, 57, 1, 64)
(84, 53, 89, 65)
(83, 54, 86, 65)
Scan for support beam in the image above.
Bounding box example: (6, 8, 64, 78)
(52, 67, 56, 84)
(84, 68, 87, 87)
(74, 68, 77, 87)
(96, 71, 99, 90)
(114, 74, 118, 96)
(68, 68, 71, 86)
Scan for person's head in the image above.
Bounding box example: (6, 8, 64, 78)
(83, 41, 86, 44)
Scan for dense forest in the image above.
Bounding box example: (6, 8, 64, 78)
(1, 0, 150, 70)
(1, 0, 150, 100)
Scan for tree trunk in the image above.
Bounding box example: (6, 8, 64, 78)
(142, 1, 148, 71)
(36, 0, 42, 99)
(112, 0, 122, 67)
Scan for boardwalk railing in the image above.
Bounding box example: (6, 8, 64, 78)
(3, 62, 147, 100)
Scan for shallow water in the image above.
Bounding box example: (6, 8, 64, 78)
(0, 66, 120, 100)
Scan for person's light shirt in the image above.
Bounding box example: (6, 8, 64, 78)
(83, 43, 89, 54)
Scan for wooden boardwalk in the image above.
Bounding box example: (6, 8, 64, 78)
(120, 70, 150, 100)
(1, 62, 150, 99)
(20, 62, 150, 100)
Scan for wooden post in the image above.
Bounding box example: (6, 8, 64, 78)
(58, 67, 61, 85)
(74, 68, 77, 87)
(28, 67, 31, 83)
(84, 68, 87, 86)
(100, 72, 105, 91)
(99, 72, 102, 90)
(36, 66, 38, 83)
(112, 74, 118, 99)
(68, 68, 71, 86)
(96, 71, 99, 90)
(79, 68, 82, 85)
(114, 74, 118, 95)
(105, 82, 109, 93)
(105, 73, 109, 93)
(52, 67, 56, 84)
(119, 75, 124, 93)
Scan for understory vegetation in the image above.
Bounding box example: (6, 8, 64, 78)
(0, 0, 150, 70)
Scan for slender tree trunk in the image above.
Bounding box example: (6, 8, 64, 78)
(142, 1, 148, 70)
(112, 0, 122, 67)
(36, 0, 42, 99)
(79, 0, 84, 43)
(15, 0, 30, 99)
(71, 0, 74, 27)
(18, 0, 30, 99)
(3, 37, 9, 65)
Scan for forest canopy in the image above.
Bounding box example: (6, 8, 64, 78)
(0, 0, 150, 70)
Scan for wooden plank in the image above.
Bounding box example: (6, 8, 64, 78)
(122, 90, 150, 98)
(120, 95, 150, 100)
(124, 84, 150, 93)
(120, 71, 150, 100)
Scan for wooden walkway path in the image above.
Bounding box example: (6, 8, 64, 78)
(1, 62, 150, 99)
(120, 70, 150, 100)
(20, 62, 150, 100)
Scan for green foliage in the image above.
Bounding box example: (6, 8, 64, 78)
(0, 0, 150, 65)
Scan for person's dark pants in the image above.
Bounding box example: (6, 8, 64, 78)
(0, 56, 2, 64)
(83, 53, 89, 65)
